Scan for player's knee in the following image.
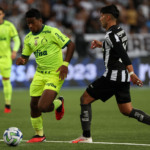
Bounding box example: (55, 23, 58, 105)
(38, 104, 47, 112)
(38, 103, 54, 112)
(80, 96, 90, 105)
(120, 109, 132, 116)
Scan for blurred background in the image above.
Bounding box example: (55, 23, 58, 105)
(0, 0, 150, 88)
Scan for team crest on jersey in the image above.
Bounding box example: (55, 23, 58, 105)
(41, 37, 48, 45)
(34, 40, 38, 46)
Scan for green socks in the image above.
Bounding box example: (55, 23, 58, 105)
(31, 116, 44, 136)
(2, 80, 12, 105)
(53, 99, 62, 110)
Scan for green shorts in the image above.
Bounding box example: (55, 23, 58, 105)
(0, 57, 12, 78)
(30, 71, 64, 97)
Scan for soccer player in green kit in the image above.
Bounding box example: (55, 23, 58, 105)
(0, 7, 20, 113)
(16, 8, 75, 143)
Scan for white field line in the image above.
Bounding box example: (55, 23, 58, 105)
(0, 139, 150, 147)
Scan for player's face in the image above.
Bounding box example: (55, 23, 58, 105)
(0, 10, 5, 22)
(99, 13, 108, 29)
(26, 17, 42, 33)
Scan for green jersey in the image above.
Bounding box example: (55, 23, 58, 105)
(0, 20, 19, 58)
(22, 25, 70, 71)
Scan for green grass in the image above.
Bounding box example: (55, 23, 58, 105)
(0, 88, 150, 150)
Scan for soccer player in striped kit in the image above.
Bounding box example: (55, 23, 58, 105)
(72, 4, 150, 143)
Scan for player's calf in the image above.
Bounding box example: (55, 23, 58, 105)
(129, 108, 150, 125)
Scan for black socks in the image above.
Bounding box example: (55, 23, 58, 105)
(129, 108, 150, 125)
(80, 104, 92, 137)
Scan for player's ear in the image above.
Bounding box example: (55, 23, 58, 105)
(39, 18, 43, 23)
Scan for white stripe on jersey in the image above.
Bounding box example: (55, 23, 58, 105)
(104, 43, 111, 68)
(103, 69, 108, 77)
(110, 70, 118, 81)
(121, 70, 126, 82)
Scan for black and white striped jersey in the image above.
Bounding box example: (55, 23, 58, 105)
(102, 25, 132, 82)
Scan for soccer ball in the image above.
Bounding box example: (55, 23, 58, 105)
(3, 127, 23, 146)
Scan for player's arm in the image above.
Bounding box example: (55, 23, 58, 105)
(63, 41, 75, 63)
(11, 36, 21, 59)
(57, 40, 75, 80)
(110, 34, 143, 87)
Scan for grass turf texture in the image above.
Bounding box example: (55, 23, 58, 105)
(0, 88, 150, 150)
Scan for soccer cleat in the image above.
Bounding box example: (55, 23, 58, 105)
(26, 135, 46, 143)
(55, 96, 64, 120)
(72, 136, 93, 143)
(4, 108, 11, 113)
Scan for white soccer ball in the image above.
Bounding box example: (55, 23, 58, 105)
(3, 127, 23, 146)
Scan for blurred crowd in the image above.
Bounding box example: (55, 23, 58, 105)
(1, 0, 150, 57)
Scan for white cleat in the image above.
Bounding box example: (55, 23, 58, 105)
(72, 136, 93, 143)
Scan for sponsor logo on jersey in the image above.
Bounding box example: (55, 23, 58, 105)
(34, 50, 47, 58)
(0, 37, 6, 41)
(55, 33, 65, 42)
(42, 31, 51, 34)
(46, 83, 56, 88)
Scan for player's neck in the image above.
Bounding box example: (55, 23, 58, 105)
(106, 21, 116, 31)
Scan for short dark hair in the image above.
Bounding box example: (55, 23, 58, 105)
(25, 8, 42, 19)
(0, 7, 5, 13)
(100, 4, 119, 19)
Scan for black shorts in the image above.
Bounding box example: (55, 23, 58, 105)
(86, 76, 131, 104)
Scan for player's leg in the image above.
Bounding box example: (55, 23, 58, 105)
(27, 96, 46, 143)
(72, 77, 114, 143)
(0, 61, 12, 113)
(72, 91, 94, 143)
(116, 82, 150, 125)
(38, 89, 57, 112)
(118, 102, 150, 125)
(2, 78, 12, 113)
(41, 71, 65, 120)
(27, 72, 46, 143)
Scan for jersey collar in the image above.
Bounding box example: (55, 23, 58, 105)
(107, 25, 118, 31)
(32, 25, 45, 35)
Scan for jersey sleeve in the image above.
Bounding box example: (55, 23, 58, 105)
(51, 28, 70, 49)
(9, 23, 19, 38)
(22, 36, 32, 57)
(9, 22, 21, 51)
(109, 33, 131, 66)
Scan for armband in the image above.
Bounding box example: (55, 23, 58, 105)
(63, 61, 69, 67)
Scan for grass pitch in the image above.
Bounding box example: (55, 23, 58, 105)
(0, 88, 150, 150)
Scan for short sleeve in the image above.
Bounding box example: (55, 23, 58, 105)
(51, 28, 70, 49)
(22, 38, 32, 57)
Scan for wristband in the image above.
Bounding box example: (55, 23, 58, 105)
(63, 61, 69, 67)
(129, 71, 134, 76)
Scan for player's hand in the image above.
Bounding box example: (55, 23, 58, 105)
(130, 73, 143, 87)
(91, 40, 103, 49)
(56, 65, 68, 80)
(16, 57, 26, 65)
(11, 51, 17, 60)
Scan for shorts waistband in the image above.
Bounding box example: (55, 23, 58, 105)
(37, 70, 51, 74)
